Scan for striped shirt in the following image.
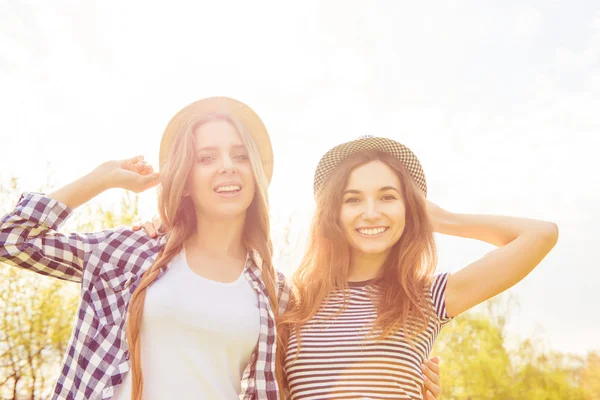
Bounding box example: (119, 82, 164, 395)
(284, 274, 451, 400)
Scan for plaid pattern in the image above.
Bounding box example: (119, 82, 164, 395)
(313, 135, 428, 197)
(0, 193, 290, 400)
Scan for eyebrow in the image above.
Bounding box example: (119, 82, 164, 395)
(195, 145, 247, 153)
(343, 186, 401, 195)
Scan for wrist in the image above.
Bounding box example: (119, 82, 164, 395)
(431, 209, 461, 234)
(87, 164, 114, 192)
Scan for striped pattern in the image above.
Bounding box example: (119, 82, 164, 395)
(284, 274, 451, 400)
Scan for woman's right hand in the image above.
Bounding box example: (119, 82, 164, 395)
(47, 156, 159, 210)
(96, 155, 160, 193)
(132, 215, 164, 238)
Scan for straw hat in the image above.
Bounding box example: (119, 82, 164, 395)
(159, 96, 274, 183)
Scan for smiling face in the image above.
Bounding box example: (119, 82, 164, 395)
(187, 119, 256, 219)
(339, 160, 406, 259)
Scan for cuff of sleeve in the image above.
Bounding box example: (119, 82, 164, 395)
(16, 192, 73, 231)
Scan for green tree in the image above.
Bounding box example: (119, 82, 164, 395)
(512, 342, 586, 400)
(433, 295, 589, 400)
(579, 351, 600, 399)
(0, 266, 78, 399)
(434, 302, 514, 399)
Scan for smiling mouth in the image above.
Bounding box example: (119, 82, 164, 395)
(356, 227, 389, 236)
(214, 184, 242, 194)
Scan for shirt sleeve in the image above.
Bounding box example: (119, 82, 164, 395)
(276, 270, 292, 317)
(0, 192, 121, 283)
(430, 272, 453, 326)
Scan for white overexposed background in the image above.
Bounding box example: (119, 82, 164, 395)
(1, 0, 598, 356)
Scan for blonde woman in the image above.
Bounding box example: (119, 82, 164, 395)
(277, 136, 558, 399)
(0, 97, 289, 399)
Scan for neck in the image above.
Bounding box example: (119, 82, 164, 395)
(347, 250, 390, 282)
(189, 213, 246, 258)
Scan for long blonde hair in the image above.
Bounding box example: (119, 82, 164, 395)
(276, 150, 437, 394)
(126, 111, 278, 400)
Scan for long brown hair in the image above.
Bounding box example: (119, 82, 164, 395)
(276, 150, 437, 394)
(126, 112, 278, 400)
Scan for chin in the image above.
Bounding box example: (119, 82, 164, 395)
(358, 248, 391, 256)
(214, 203, 252, 218)
(353, 242, 393, 256)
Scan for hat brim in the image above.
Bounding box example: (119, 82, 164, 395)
(313, 137, 427, 197)
(159, 97, 274, 183)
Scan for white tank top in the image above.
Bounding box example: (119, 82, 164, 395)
(113, 250, 260, 399)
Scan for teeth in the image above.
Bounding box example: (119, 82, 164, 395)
(357, 227, 387, 235)
(216, 185, 241, 193)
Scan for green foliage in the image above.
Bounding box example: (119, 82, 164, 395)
(433, 297, 593, 399)
(579, 352, 600, 400)
(0, 266, 78, 399)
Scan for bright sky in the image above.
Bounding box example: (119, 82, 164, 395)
(1, 1, 598, 356)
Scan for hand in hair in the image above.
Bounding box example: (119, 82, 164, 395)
(425, 200, 451, 232)
(132, 215, 164, 238)
(98, 155, 160, 193)
(48, 156, 159, 209)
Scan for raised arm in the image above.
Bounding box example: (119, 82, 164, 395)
(428, 201, 559, 318)
(0, 156, 159, 282)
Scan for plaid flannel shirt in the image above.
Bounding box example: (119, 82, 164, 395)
(0, 193, 290, 400)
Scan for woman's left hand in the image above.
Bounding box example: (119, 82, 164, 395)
(426, 200, 452, 232)
(422, 356, 442, 399)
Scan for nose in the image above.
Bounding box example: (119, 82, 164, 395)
(218, 155, 237, 175)
(362, 198, 382, 221)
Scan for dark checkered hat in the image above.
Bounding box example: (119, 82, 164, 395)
(313, 135, 427, 197)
